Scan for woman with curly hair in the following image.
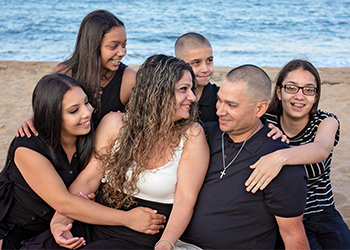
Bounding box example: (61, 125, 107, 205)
(48, 54, 209, 250)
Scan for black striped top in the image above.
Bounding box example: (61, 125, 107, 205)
(264, 110, 340, 215)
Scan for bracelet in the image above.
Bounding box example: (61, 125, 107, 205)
(154, 239, 175, 249)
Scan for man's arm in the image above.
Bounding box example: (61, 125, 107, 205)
(275, 215, 310, 250)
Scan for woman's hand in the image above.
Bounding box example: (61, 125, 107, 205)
(51, 222, 86, 249)
(267, 123, 289, 143)
(155, 239, 175, 250)
(16, 116, 38, 137)
(124, 207, 166, 235)
(77, 191, 96, 201)
(245, 150, 285, 193)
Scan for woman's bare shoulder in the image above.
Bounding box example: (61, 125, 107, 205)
(184, 122, 205, 141)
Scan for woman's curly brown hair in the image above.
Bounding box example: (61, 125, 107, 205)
(100, 54, 198, 208)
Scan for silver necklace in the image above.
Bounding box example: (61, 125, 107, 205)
(220, 122, 262, 179)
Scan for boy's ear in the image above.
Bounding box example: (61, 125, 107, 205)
(256, 101, 268, 118)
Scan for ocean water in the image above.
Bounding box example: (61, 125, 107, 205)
(0, 0, 349, 67)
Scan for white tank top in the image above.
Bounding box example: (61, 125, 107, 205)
(129, 138, 184, 204)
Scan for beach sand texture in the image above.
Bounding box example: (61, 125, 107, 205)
(0, 61, 349, 227)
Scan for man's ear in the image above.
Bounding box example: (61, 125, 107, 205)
(256, 101, 268, 118)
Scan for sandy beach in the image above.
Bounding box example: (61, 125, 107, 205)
(0, 61, 349, 227)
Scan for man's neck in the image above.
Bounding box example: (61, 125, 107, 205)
(228, 120, 262, 143)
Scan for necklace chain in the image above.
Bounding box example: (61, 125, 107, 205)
(220, 121, 262, 179)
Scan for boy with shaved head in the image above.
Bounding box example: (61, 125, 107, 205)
(175, 32, 219, 123)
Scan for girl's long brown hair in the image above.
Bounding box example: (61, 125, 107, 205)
(57, 10, 125, 114)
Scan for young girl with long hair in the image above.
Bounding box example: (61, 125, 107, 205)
(0, 74, 94, 249)
(245, 59, 350, 249)
(1, 74, 163, 250)
(17, 10, 136, 136)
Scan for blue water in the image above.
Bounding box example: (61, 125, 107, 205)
(0, 0, 349, 67)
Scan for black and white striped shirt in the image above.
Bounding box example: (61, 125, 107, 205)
(264, 110, 340, 215)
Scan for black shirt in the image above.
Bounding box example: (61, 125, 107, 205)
(182, 119, 307, 249)
(198, 82, 219, 124)
(93, 62, 127, 128)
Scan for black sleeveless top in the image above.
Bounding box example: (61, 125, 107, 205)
(93, 63, 127, 128)
(0, 135, 80, 244)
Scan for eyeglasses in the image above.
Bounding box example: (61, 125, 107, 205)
(281, 84, 318, 96)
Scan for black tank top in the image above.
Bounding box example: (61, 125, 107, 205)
(93, 62, 127, 128)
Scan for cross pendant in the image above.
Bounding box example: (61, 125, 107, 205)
(220, 170, 226, 178)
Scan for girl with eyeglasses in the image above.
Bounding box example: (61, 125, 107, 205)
(245, 59, 350, 249)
